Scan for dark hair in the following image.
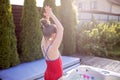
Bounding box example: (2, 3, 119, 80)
(40, 18, 57, 39)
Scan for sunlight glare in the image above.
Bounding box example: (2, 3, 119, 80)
(10, 0, 61, 7)
(55, 0, 61, 6)
(36, 0, 44, 7)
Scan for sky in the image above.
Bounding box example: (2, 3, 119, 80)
(10, 0, 61, 7)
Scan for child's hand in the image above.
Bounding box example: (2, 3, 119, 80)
(43, 12, 49, 21)
(44, 6, 54, 17)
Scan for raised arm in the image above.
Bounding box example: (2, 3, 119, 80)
(45, 6, 64, 49)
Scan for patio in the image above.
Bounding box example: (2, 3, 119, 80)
(72, 54, 120, 73)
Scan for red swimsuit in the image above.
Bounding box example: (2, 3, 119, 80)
(45, 57, 63, 80)
(42, 45, 63, 80)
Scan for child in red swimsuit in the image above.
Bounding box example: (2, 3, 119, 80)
(40, 6, 64, 80)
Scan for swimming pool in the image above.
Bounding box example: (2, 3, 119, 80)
(62, 65, 120, 80)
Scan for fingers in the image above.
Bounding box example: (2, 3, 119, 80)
(43, 12, 50, 20)
(43, 12, 48, 17)
(43, 13, 46, 16)
(45, 6, 50, 10)
(44, 6, 52, 13)
(43, 6, 53, 18)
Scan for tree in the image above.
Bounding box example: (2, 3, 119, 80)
(60, 0, 77, 55)
(0, 0, 20, 69)
(20, 0, 42, 62)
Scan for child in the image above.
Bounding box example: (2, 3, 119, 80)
(40, 6, 64, 80)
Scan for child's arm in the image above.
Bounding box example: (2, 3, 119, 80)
(45, 6, 64, 49)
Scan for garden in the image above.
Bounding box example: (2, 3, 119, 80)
(77, 20, 120, 60)
(0, 0, 120, 70)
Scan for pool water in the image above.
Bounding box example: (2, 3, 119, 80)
(63, 65, 120, 80)
(66, 74, 96, 80)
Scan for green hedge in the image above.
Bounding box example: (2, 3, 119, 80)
(0, 0, 20, 69)
(19, 0, 42, 62)
(77, 21, 120, 57)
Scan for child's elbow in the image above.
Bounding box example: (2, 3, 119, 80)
(62, 28, 64, 32)
(61, 27, 64, 32)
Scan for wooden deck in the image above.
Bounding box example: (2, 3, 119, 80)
(72, 53, 120, 73)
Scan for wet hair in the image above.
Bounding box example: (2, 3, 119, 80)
(40, 18, 57, 40)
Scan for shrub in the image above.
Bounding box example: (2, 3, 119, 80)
(19, 0, 42, 62)
(0, 0, 19, 69)
(77, 21, 120, 57)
